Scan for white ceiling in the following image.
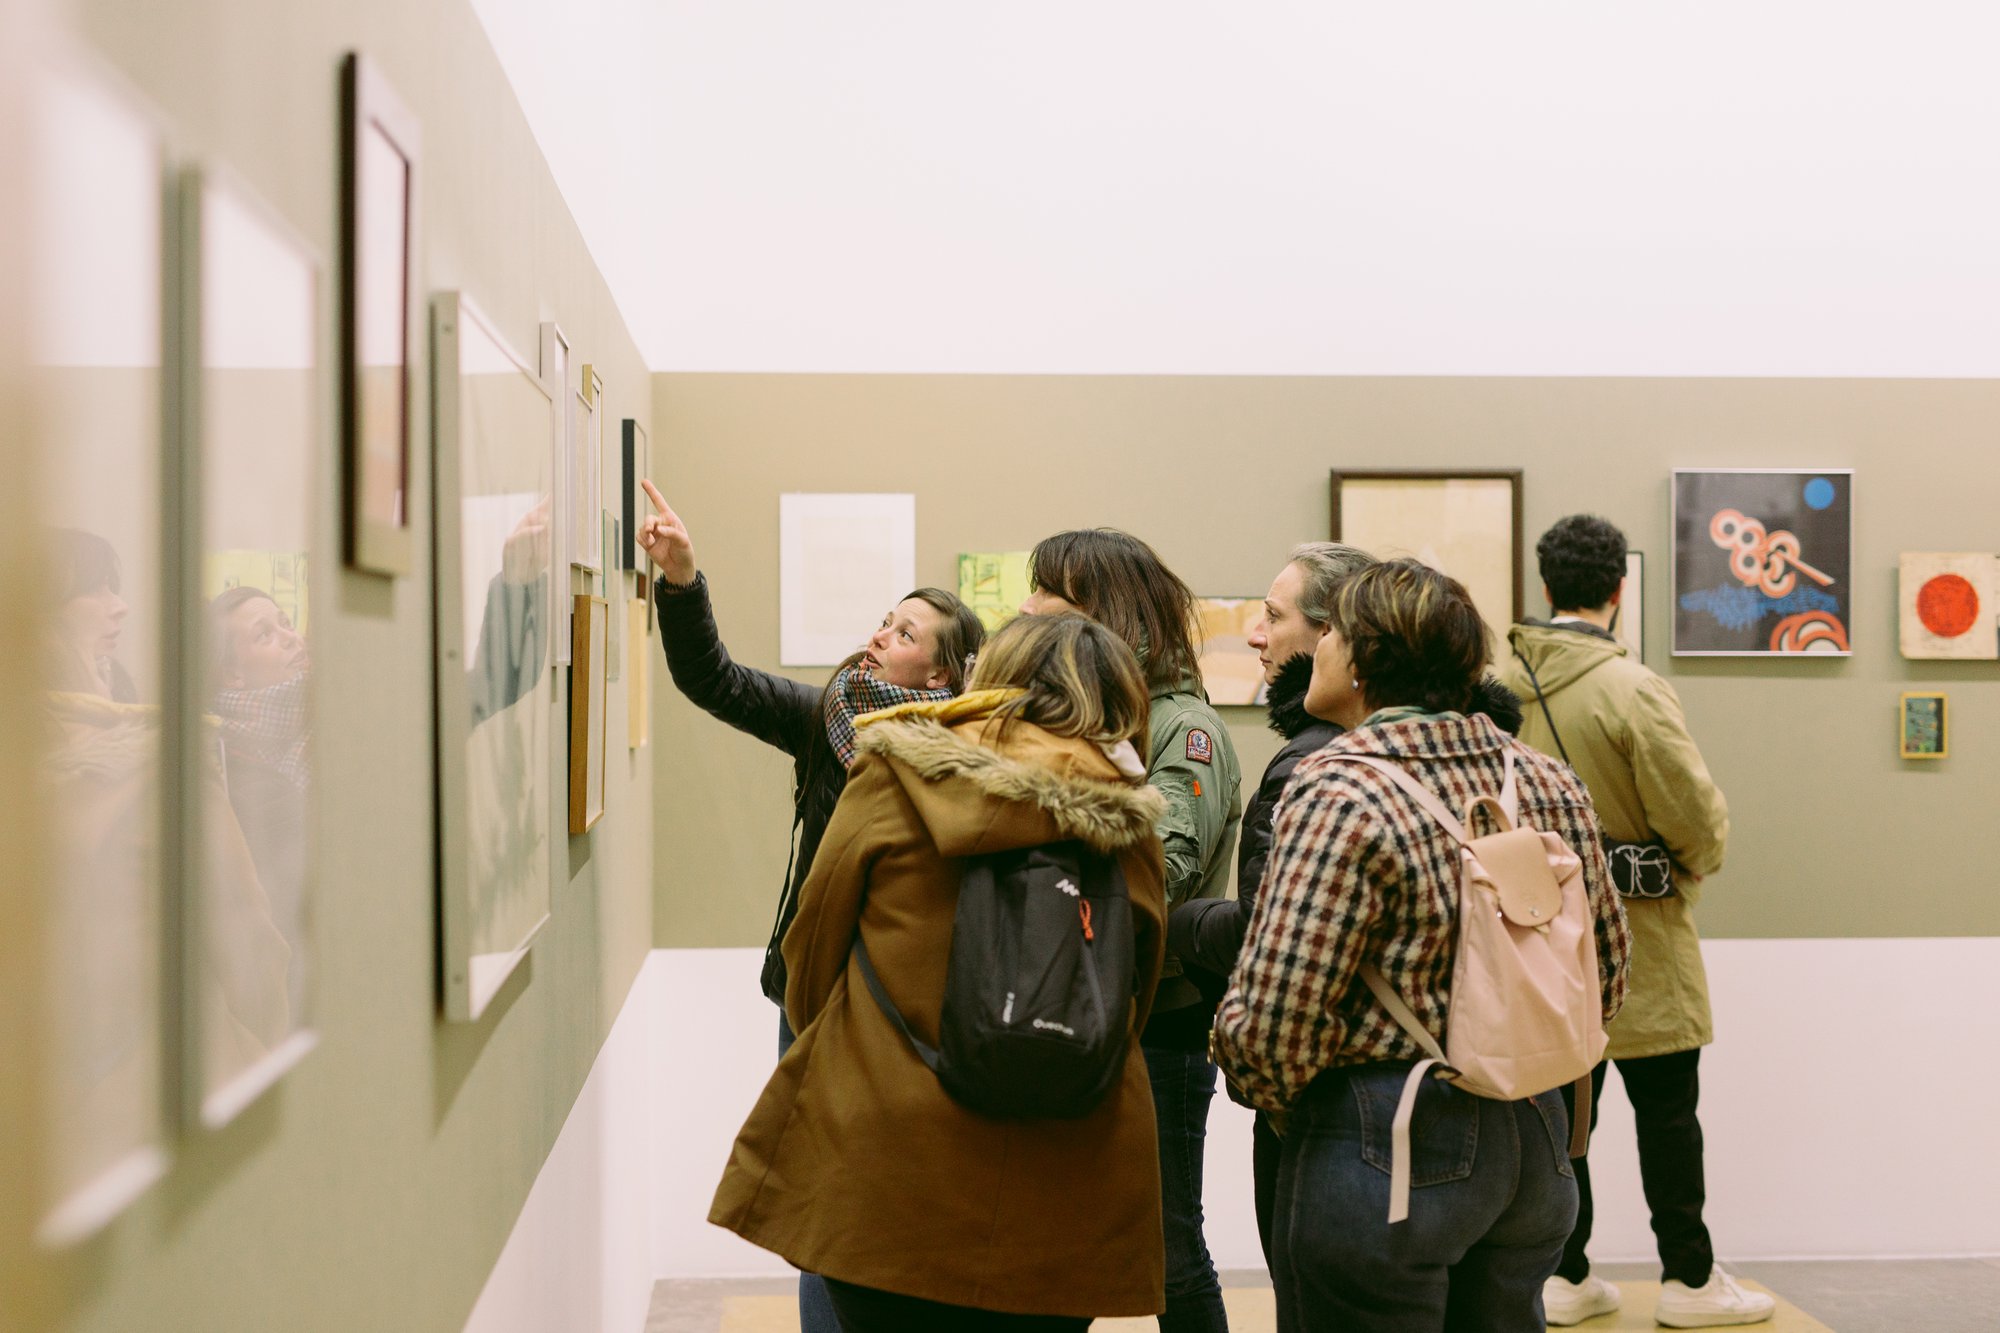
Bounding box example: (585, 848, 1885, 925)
(472, 1, 2000, 376)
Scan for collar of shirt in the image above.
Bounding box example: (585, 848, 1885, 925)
(1360, 704, 1461, 728)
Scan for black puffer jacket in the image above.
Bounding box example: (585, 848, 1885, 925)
(656, 572, 843, 1005)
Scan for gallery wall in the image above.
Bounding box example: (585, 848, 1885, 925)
(651, 371, 2000, 946)
(10, 0, 657, 1329)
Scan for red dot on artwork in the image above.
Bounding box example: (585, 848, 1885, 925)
(1916, 574, 1981, 638)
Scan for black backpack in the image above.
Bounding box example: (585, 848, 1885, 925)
(851, 840, 1136, 1120)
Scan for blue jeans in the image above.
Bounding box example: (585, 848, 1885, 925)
(1271, 1065, 1578, 1333)
(1142, 1043, 1230, 1333)
(778, 1013, 841, 1333)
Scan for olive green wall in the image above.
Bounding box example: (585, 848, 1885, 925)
(652, 373, 2000, 946)
(11, 1, 656, 1329)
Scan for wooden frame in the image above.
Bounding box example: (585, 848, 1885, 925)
(537, 322, 572, 665)
(573, 365, 605, 572)
(1900, 692, 1948, 760)
(627, 597, 650, 748)
(339, 53, 419, 577)
(1329, 469, 1525, 629)
(569, 593, 608, 833)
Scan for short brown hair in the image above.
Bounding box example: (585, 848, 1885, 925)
(969, 612, 1150, 748)
(1328, 559, 1490, 714)
(901, 586, 985, 692)
(1027, 529, 1197, 692)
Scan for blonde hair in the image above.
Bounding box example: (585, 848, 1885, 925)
(969, 613, 1150, 747)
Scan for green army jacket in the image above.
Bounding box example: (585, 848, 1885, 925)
(1146, 677, 1243, 1014)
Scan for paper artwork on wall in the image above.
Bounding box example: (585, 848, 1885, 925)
(605, 517, 623, 685)
(1898, 552, 1998, 660)
(1616, 551, 1644, 662)
(620, 419, 648, 574)
(779, 494, 916, 666)
(538, 322, 571, 666)
(627, 597, 650, 749)
(572, 366, 604, 572)
(957, 551, 1030, 631)
(1330, 470, 1523, 651)
(1672, 469, 1853, 657)
(569, 594, 608, 834)
(1194, 597, 1268, 706)
(1900, 692, 1948, 759)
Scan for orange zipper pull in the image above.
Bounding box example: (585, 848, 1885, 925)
(1079, 899, 1094, 941)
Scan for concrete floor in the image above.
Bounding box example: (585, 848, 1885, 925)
(648, 1258, 2000, 1331)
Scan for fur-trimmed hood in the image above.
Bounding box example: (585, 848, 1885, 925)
(855, 715, 1165, 857)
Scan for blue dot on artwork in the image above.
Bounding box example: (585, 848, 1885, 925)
(1803, 477, 1837, 510)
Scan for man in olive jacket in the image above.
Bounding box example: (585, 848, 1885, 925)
(1500, 515, 1772, 1329)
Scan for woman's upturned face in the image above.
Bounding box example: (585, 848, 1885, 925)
(222, 596, 308, 690)
(1304, 622, 1366, 725)
(862, 597, 948, 690)
(59, 580, 128, 661)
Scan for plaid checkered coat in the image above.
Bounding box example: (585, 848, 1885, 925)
(1214, 711, 1631, 1113)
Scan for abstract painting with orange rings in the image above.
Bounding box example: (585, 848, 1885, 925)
(1672, 469, 1854, 656)
(1899, 552, 2000, 660)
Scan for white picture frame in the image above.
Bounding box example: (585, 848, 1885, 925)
(537, 321, 572, 666)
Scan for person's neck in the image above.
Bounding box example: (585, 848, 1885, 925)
(1551, 605, 1616, 631)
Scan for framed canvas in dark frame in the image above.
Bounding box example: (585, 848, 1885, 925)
(620, 418, 648, 574)
(1329, 469, 1525, 629)
(339, 53, 419, 577)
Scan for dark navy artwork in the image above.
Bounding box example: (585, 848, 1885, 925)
(1672, 470, 1853, 656)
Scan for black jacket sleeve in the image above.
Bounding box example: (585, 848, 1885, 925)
(654, 572, 821, 760)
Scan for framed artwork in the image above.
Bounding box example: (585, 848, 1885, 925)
(180, 163, 323, 1127)
(339, 54, 418, 577)
(620, 419, 648, 573)
(1899, 552, 1999, 660)
(27, 54, 174, 1245)
(572, 365, 604, 571)
(1330, 470, 1523, 642)
(1672, 469, 1853, 656)
(627, 597, 650, 749)
(1615, 552, 1644, 662)
(957, 551, 1030, 632)
(1194, 596, 1267, 706)
(604, 514, 622, 683)
(1900, 692, 1948, 760)
(569, 594, 608, 834)
(537, 322, 572, 666)
(433, 293, 554, 1022)
(779, 494, 915, 665)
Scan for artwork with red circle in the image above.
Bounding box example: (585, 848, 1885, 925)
(1916, 573, 1980, 639)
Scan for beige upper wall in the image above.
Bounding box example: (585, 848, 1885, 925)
(11, 1, 655, 1330)
(652, 372, 2000, 948)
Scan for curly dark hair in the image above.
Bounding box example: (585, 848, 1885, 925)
(1327, 559, 1490, 714)
(1536, 514, 1627, 613)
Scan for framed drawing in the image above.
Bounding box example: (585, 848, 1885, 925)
(1330, 470, 1523, 644)
(27, 54, 174, 1245)
(604, 513, 622, 683)
(620, 419, 648, 574)
(957, 551, 1030, 632)
(537, 322, 571, 665)
(1672, 469, 1853, 656)
(573, 365, 604, 572)
(180, 163, 323, 1127)
(1615, 552, 1644, 662)
(1898, 552, 1998, 660)
(1194, 596, 1267, 706)
(1900, 692, 1948, 760)
(433, 293, 554, 1021)
(339, 54, 418, 577)
(627, 597, 650, 749)
(569, 594, 608, 834)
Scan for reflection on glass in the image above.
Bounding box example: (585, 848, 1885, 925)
(357, 120, 408, 530)
(456, 303, 552, 1013)
(29, 60, 167, 1244)
(194, 173, 316, 1123)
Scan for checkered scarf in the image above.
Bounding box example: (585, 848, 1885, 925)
(823, 663, 954, 768)
(214, 673, 310, 791)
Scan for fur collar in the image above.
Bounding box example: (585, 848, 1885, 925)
(1264, 653, 1318, 740)
(857, 717, 1165, 852)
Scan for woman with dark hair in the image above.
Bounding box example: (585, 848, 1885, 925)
(1215, 559, 1630, 1332)
(1022, 528, 1241, 1333)
(711, 612, 1168, 1331)
(46, 527, 136, 701)
(638, 480, 983, 1333)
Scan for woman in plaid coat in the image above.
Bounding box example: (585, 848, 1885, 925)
(1213, 560, 1630, 1333)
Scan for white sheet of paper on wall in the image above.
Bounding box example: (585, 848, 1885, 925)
(779, 493, 916, 666)
(1898, 551, 1999, 660)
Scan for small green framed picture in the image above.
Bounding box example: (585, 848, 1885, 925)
(1899, 692, 1948, 760)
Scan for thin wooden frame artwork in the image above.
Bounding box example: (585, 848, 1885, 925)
(1329, 470, 1524, 636)
(1898, 552, 1999, 660)
(627, 597, 650, 749)
(573, 365, 604, 572)
(433, 294, 554, 1022)
(1900, 692, 1948, 760)
(569, 594, 608, 834)
(538, 322, 572, 666)
(1671, 469, 1853, 657)
(181, 162, 323, 1128)
(28, 54, 175, 1246)
(339, 54, 418, 576)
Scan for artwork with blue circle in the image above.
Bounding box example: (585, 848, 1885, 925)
(1672, 469, 1854, 656)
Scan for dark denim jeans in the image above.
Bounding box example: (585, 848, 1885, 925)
(778, 1012, 841, 1333)
(823, 1278, 1090, 1332)
(1142, 1043, 1231, 1333)
(1271, 1065, 1578, 1333)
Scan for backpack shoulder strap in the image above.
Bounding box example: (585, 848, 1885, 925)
(1323, 753, 1471, 845)
(851, 931, 942, 1074)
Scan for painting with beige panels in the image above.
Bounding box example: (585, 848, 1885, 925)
(1195, 596, 1267, 706)
(1329, 470, 1523, 642)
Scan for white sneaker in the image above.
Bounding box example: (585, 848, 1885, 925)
(1544, 1274, 1622, 1326)
(1655, 1265, 1777, 1328)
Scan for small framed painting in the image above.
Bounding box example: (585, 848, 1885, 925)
(1194, 596, 1267, 706)
(627, 597, 650, 749)
(1331, 470, 1523, 643)
(572, 366, 604, 572)
(538, 322, 572, 666)
(620, 419, 648, 573)
(1900, 692, 1948, 760)
(1898, 552, 1998, 660)
(569, 594, 608, 834)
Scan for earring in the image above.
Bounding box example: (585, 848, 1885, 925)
(1351, 678, 1361, 691)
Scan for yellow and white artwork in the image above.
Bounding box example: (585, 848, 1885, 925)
(1332, 471, 1520, 652)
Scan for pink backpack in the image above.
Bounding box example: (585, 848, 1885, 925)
(1329, 749, 1606, 1223)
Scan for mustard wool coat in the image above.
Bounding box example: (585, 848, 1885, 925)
(708, 705, 1170, 1318)
(1498, 621, 1730, 1061)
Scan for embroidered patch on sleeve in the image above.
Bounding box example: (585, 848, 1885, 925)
(1186, 728, 1214, 765)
